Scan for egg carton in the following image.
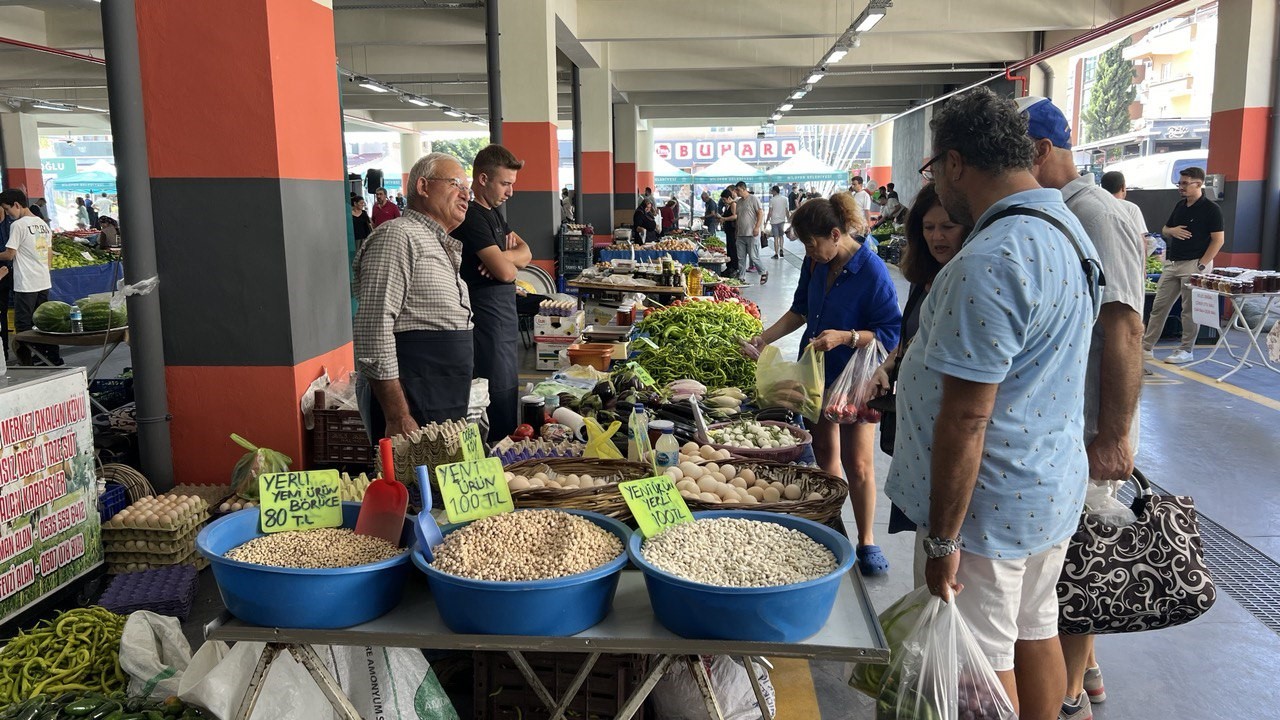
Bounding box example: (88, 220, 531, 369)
(97, 564, 201, 620)
(103, 511, 209, 536)
(104, 525, 200, 555)
(170, 484, 233, 506)
(106, 543, 196, 565)
(379, 421, 467, 484)
(107, 548, 208, 575)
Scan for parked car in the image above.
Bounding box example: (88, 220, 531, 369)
(1104, 149, 1208, 190)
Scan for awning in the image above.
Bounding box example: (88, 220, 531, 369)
(692, 152, 766, 185)
(766, 149, 847, 183)
(653, 155, 691, 183)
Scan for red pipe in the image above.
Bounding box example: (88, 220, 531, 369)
(1007, 0, 1192, 73)
(0, 36, 104, 65)
(1005, 67, 1029, 96)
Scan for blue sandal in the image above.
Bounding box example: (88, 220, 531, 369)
(857, 544, 890, 576)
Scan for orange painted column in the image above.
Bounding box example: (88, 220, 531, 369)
(136, 0, 353, 482)
(1204, 0, 1275, 269)
(614, 103, 639, 221)
(580, 58, 615, 246)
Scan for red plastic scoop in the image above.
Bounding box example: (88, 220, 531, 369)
(355, 438, 409, 547)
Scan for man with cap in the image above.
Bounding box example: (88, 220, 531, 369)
(1016, 96, 1146, 720)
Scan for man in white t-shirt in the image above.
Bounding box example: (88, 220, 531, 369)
(1100, 170, 1150, 251)
(849, 175, 873, 216)
(0, 189, 60, 365)
(766, 185, 789, 258)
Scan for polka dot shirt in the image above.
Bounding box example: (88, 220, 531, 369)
(885, 189, 1098, 559)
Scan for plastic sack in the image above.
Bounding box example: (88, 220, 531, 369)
(1083, 480, 1136, 527)
(229, 433, 292, 501)
(875, 590, 1018, 720)
(650, 656, 776, 720)
(1268, 316, 1280, 363)
(849, 586, 932, 697)
(319, 646, 459, 720)
(824, 339, 888, 424)
(583, 417, 624, 459)
(755, 344, 825, 423)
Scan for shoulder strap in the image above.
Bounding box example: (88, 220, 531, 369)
(977, 205, 1106, 301)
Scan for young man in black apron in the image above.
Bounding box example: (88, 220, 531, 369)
(451, 145, 531, 442)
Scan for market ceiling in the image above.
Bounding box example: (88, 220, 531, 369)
(0, 0, 1195, 135)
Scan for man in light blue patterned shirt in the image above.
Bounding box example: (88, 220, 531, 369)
(886, 87, 1100, 720)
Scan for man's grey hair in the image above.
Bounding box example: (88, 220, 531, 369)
(406, 152, 460, 201)
(931, 87, 1035, 175)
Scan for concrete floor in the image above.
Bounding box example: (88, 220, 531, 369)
(49, 238, 1280, 718)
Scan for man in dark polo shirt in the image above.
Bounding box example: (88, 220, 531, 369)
(452, 144, 530, 441)
(1142, 166, 1224, 364)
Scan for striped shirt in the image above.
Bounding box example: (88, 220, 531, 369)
(353, 209, 472, 381)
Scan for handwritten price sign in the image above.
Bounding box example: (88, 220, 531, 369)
(435, 457, 514, 523)
(258, 470, 343, 533)
(618, 475, 694, 538)
(460, 423, 486, 462)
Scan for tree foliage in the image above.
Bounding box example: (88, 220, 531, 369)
(428, 137, 489, 171)
(1082, 41, 1136, 143)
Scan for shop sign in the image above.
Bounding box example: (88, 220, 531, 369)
(436, 457, 513, 523)
(1191, 288, 1219, 327)
(619, 475, 694, 538)
(460, 423, 485, 462)
(696, 142, 714, 160)
(0, 371, 100, 624)
(659, 139, 807, 165)
(39, 159, 74, 179)
(258, 470, 342, 533)
(1164, 126, 1189, 139)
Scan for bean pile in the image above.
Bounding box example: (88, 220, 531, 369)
(225, 528, 402, 568)
(430, 510, 622, 581)
(641, 517, 837, 587)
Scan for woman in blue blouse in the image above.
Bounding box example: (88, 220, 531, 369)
(747, 193, 902, 575)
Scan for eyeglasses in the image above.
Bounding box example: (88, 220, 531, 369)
(919, 151, 947, 181)
(428, 177, 471, 193)
(1176, 180, 1201, 188)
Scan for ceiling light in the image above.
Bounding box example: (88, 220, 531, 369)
(807, 72, 824, 85)
(443, 109, 463, 117)
(770, 113, 782, 121)
(405, 96, 430, 107)
(825, 48, 849, 65)
(791, 89, 807, 100)
(855, 7, 886, 32)
(358, 78, 389, 93)
(779, 103, 794, 112)
(32, 101, 72, 112)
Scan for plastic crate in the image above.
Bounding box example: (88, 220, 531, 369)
(312, 390, 374, 465)
(560, 233, 591, 254)
(559, 255, 591, 277)
(89, 375, 134, 410)
(474, 651, 649, 720)
(98, 482, 129, 522)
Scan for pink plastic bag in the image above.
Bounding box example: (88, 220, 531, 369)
(823, 339, 887, 424)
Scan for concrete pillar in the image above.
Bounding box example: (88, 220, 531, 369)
(890, 106, 935, 207)
(0, 114, 44, 196)
(869, 122, 893, 187)
(580, 50, 614, 246)
(134, 0, 353, 482)
(1206, 0, 1276, 268)
(498, 0, 559, 275)
(399, 133, 423, 191)
(613, 102, 638, 225)
(636, 126, 655, 200)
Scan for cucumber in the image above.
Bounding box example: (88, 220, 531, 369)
(63, 699, 105, 717)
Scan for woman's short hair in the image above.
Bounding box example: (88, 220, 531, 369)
(789, 192, 866, 242)
(900, 183, 971, 286)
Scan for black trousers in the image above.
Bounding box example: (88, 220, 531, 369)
(14, 290, 61, 365)
(0, 269, 11, 361)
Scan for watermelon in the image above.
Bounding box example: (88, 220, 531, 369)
(33, 301, 72, 332)
(76, 297, 128, 330)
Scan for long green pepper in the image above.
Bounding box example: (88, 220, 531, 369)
(632, 301, 762, 388)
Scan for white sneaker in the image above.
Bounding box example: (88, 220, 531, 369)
(1165, 350, 1194, 364)
(1142, 349, 1154, 361)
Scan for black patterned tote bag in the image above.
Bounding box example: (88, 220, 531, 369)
(1057, 469, 1216, 635)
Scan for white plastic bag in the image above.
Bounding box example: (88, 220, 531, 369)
(301, 368, 360, 430)
(823, 339, 887, 424)
(319, 646, 459, 720)
(1083, 480, 1136, 527)
(119, 610, 193, 700)
(650, 656, 776, 720)
(875, 591, 1017, 720)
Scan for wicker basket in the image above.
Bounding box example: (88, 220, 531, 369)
(706, 420, 813, 463)
(682, 459, 848, 524)
(505, 457, 655, 520)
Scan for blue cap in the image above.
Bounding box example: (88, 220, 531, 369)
(1014, 96, 1072, 150)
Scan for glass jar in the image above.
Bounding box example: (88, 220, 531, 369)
(1242, 278, 1254, 294)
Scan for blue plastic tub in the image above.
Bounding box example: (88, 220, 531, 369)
(196, 502, 413, 629)
(411, 509, 630, 636)
(627, 510, 855, 642)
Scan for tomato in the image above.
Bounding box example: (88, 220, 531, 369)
(511, 424, 535, 440)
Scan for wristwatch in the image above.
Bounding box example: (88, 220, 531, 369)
(922, 535, 961, 558)
(1197, 263, 1207, 271)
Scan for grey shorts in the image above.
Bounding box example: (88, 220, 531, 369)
(770, 224, 785, 240)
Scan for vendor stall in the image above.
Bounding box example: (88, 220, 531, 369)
(1181, 269, 1280, 381)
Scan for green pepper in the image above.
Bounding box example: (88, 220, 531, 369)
(85, 701, 121, 720)
(62, 699, 105, 717)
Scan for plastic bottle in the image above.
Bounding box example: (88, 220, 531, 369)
(626, 403, 651, 463)
(69, 306, 83, 333)
(654, 426, 679, 472)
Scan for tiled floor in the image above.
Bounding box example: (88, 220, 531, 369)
(737, 240, 1280, 719)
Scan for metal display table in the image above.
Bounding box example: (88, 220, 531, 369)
(1182, 290, 1279, 381)
(205, 569, 888, 720)
(567, 279, 688, 297)
(599, 249, 699, 265)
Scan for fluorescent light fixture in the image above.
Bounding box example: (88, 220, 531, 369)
(825, 48, 849, 65)
(779, 103, 794, 112)
(443, 109, 463, 117)
(770, 113, 782, 121)
(791, 89, 807, 100)
(766, 119, 776, 125)
(358, 79, 389, 93)
(473, 119, 488, 126)
(405, 96, 430, 107)
(806, 72, 824, 84)
(32, 101, 71, 112)
(855, 7, 886, 32)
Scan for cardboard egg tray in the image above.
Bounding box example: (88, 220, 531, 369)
(103, 493, 211, 532)
(98, 564, 201, 620)
(104, 524, 201, 556)
(102, 511, 209, 537)
(106, 548, 208, 575)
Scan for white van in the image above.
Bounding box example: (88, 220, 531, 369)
(1103, 150, 1208, 190)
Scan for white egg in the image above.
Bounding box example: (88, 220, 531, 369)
(699, 445, 719, 460)
(720, 464, 737, 479)
(697, 477, 719, 493)
(580, 474, 594, 484)
(528, 477, 546, 487)
(730, 478, 748, 489)
(698, 492, 721, 504)
(676, 480, 699, 494)
(665, 466, 684, 481)
(740, 469, 756, 484)
(770, 481, 786, 492)
(704, 462, 720, 474)
(509, 477, 531, 490)
(717, 450, 732, 460)
(545, 480, 563, 489)
(747, 486, 765, 500)
(682, 442, 700, 454)
(783, 484, 803, 500)
(685, 465, 705, 480)
(742, 494, 759, 504)
(763, 487, 781, 503)
(680, 490, 699, 499)
(806, 491, 825, 501)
